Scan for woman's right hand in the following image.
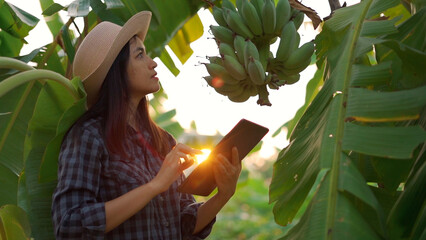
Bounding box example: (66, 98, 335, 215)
(151, 143, 202, 193)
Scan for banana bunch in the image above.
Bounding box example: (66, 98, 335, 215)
(205, 0, 315, 106)
(212, 0, 292, 41)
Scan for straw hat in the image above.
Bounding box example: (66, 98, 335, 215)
(73, 11, 152, 107)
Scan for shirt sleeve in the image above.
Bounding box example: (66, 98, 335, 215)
(179, 181, 216, 239)
(51, 127, 106, 239)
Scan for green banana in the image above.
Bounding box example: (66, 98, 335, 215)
(258, 44, 270, 71)
(241, 0, 263, 36)
(274, 0, 291, 35)
(222, 72, 241, 84)
(294, 30, 300, 49)
(204, 74, 241, 93)
(233, 35, 246, 64)
(223, 54, 247, 80)
(276, 72, 300, 85)
(224, 9, 254, 39)
(247, 56, 266, 85)
(283, 41, 314, 70)
(216, 82, 244, 96)
(251, 0, 264, 19)
(219, 43, 238, 61)
(207, 56, 223, 65)
(236, 0, 244, 11)
(244, 40, 260, 69)
(204, 76, 214, 87)
(212, 6, 228, 27)
(210, 25, 234, 45)
(245, 82, 258, 96)
(280, 57, 311, 75)
(275, 21, 297, 62)
(261, 0, 276, 35)
(228, 88, 251, 102)
(286, 73, 300, 84)
(292, 11, 304, 30)
(239, 79, 258, 96)
(222, 0, 237, 12)
(205, 62, 227, 77)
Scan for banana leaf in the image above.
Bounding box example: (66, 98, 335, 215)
(0, 60, 41, 207)
(18, 77, 85, 239)
(0, 204, 31, 239)
(40, 0, 206, 75)
(39, 0, 64, 36)
(0, 2, 39, 39)
(0, 2, 39, 57)
(270, 1, 426, 239)
(0, 56, 85, 239)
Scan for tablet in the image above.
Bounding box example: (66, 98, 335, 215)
(177, 119, 269, 196)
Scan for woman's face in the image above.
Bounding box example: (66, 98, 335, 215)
(126, 36, 159, 102)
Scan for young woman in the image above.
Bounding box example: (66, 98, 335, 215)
(52, 11, 241, 239)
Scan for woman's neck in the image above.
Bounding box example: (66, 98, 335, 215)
(127, 98, 140, 131)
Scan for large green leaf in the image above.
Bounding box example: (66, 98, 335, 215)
(386, 150, 426, 239)
(270, 1, 425, 239)
(0, 57, 84, 239)
(68, 0, 90, 17)
(0, 59, 41, 207)
(168, 13, 204, 64)
(39, 0, 65, 37)
(0, 31, 23, 57)
(18, 77, 85, 239)
(0, 204, 31, 240)
(38, 0, 205, 76)
(346, 86, 426, 122)
(0, 2, 37, 56)
(91, 0, 205, 63)
(0, 2, 39, 39)
(104, 0, 124, 9)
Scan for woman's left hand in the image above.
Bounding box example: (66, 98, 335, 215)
(213, 147, 242, 199)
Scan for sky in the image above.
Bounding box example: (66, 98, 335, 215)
(7, 0, 359, 159)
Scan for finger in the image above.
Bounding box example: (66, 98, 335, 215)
(231, 147, 239, 166)
(179, 157, 194, 171)
(215, 157, 228, 174)
(217, 154, 232, 169)
(175, 143, 203, 155)
(176, 152, 189, 163)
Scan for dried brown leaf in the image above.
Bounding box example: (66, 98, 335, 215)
(289, 0, 322, 29)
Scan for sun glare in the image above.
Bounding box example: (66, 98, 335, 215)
(195, 149, 211, 164)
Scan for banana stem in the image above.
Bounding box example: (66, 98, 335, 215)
(0, 57, 35, 71)
(0, 69, 80, 101)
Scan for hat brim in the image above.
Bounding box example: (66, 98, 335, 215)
(82, 11, 152, 107)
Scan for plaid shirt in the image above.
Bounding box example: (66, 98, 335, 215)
(52, 117, 215, 239)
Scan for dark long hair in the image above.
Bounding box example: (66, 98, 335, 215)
(75, 38, 171, 158)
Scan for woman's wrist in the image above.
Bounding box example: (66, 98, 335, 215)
(147, 178, 167, 195)
(216, 190, 234, 202)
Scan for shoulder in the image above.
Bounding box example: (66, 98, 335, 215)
(64, 117, 104, 146)
(70, 117, 102, 137)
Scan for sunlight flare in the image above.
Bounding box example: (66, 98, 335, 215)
(195, 148, 211, 164)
